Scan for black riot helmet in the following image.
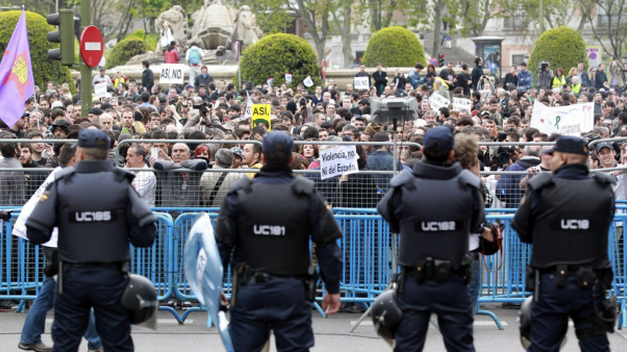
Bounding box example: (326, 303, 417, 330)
(519, 296, 533, 349)
(120, 274, 158, 327)
(371, 290, 403, 347)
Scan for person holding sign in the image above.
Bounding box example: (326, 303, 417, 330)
(92, 69, 112, 89)
(354, 63, 372, 92)
(214, 131, 342, 352)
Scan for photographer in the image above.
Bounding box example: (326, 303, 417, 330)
(392, 68, 408, 94)
(184, 98, 214, 129)
(537, 61, 554, 89)
(297, 97, 314, 124)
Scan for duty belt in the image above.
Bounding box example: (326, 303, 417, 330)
(403, 255, 473, 285)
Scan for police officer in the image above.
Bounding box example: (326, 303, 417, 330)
(378, 126, 485, 351)
(215, 131, 343, 352)
(26, 129, 158, 352)
(512, 136, 616, 352)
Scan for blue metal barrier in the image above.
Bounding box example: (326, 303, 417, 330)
(3, 207, 627, 329)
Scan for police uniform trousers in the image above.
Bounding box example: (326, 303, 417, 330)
(229, 277, 313, 352)
(21, 275, 102, 350)
(529, 274, 610, 352)
(395, 275, 475, 352)
(51, 264, 132, 352)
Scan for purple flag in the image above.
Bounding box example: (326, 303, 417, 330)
(0, 10, 34, 129)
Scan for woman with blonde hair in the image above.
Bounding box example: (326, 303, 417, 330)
(566, 67, 577, 85)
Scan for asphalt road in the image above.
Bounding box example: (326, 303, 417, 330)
(1, 303, 627, 351)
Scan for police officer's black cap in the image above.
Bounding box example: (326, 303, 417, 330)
(423, 126, 454, 153)
(544, 135, 588, 155)
(72, 129, 111, 150)
(88, 108, 103, 116)
(263, 131, 293, 156)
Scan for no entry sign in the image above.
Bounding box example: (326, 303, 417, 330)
(80, 26, 104, 68)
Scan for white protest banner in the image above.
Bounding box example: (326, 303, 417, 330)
(354, 76, 370, 90)
(320, 145, 359, 180)
(94, 81, 107, 99)
(267, 77, 274, 88)
(429, 93, 450, 110)
(285, 73, 292, 85)
(303, 76, 314, 87)
(453, 97, 472, 112)
(159, 64, 185, 84)
(530, 101, 594, 136)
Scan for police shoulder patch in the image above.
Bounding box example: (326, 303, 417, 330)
(39, 191, 50, 203)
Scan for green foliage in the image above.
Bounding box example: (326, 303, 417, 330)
(243, 0, 293, 34)
(236, 33, 322, 91)
(362, 26, 427, 67)
(106, 38, 150, 68)
(528, 26, 587, 82)
(0, 11, 74, 92)
(124, 29, 159, 51)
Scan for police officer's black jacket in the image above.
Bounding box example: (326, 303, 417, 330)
(378, 161, 485, 268)
(215, 164, 343, 294)
(512, 163, 615, 270)
(26, 160, 157, 263)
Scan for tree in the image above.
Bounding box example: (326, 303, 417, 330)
(362, 26, 427, 67)
(235, 0, 294, 34)
(287, 0, 334, 64)
(0, 11, 74, 91)
(579, 0, 627, 63)
(236, 33, 322, 90)
(331, 0, 353, 67)
(107, 38, 151, 68)
(356, 0, 404, 32)
(527, 26, 587, 80)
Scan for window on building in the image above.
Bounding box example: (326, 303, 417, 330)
(597, 4, 627, 27)
(355, 51, 365, 65)
(512, 54, 526, 66)
(504, 15, 526, 30)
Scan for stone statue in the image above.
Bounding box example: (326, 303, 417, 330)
(228, 5, 263, 48)
(189, 0, 234, 50)
(156, 5, 189, 51)
(123, 2, 264, 67)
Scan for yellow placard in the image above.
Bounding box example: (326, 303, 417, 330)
(251, 104, 271, 131)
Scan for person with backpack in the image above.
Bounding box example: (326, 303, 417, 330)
(186, 42, 203, 87)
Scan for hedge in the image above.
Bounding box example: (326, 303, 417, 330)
(0, 11, 74, 92)
(107, 38, 150, 69)
(528, 27, 587, 82)
(362, 26, 427, 68)
(124, 29, 159, 51)
(236, 33, 321, 91)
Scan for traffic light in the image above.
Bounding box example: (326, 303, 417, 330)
(438, 54, 445, 68)
(46, 9, 75, 66)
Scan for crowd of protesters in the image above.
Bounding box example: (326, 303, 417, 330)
(2, 57, 627, 313)
(2, 58, 627, 209)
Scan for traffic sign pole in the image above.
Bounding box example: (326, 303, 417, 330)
(80, 0, 92, 117)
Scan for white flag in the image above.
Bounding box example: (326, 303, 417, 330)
(303, 76, 314, 87)
(244, 91, 252, 120)
(267, 77, 274, 88)
(285, 73, 292, 85)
